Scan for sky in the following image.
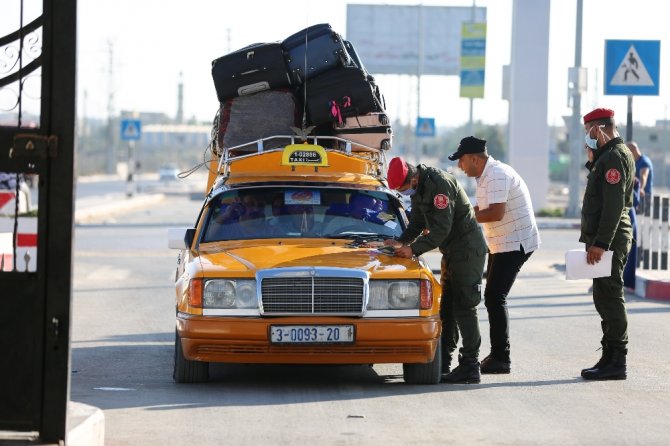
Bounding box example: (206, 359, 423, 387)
(4, 0, 670, 128)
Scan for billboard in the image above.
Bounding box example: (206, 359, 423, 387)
(346, 4, 486, 75)
(460, 23, 487, 98)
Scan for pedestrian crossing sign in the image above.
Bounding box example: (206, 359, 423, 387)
(605, 40, 660, 96)
(120, 119, 142, 141)
(416, 117, 436, 137)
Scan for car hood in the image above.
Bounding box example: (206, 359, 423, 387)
(195, 240, 425, 277)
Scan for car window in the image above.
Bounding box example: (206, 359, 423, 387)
(201, 187, 405, 242)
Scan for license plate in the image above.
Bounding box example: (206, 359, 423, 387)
(270, 325, 355, 344)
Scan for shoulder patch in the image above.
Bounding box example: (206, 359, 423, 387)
(434, 194, 449, 209)
(605, 168, 621, 185)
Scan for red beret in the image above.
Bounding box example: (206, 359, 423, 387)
(583, 108, 614, 124)
(387, 157, 408, 190)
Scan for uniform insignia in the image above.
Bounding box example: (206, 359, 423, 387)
(434, 194, 449, 209)
(605, 168, 621, 184)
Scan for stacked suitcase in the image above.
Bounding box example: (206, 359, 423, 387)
(210, 23, 391, 153)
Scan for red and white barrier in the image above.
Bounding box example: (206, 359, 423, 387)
(0, 216, 37, 272)
(0, 190, 28, 214)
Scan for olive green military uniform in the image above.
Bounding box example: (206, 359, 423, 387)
(580, 137, 635, 351)
(398, 165, 487, 361)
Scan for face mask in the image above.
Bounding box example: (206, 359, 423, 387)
(401, 188, 416, 197)
(585, 133, 598, 150)
(585, 125, 604, 150)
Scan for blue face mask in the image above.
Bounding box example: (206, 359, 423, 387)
(585, 133, 598, 150)
(401, 188, 416, 197)
(585, 125, 604, 150)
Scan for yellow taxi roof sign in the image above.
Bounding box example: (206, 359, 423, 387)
(281, 144, 329, 167)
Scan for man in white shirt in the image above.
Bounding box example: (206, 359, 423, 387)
(450, 136, 540, 374)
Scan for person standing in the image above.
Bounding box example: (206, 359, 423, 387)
(626, 141, 653, 211)
(580, 108, 635, 380)
(383, 157, 487, 384)
(450, 136, 540, 374)
(622, 142, 646, 289)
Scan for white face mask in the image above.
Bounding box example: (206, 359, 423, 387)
(400, 188, 416, 196)
(585, 133, 598, 150)
(585, 125, 605, 150)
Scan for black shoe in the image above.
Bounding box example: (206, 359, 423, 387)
(442, 357, 480, 384)
(480, 355, 511, 374)
(580, 347, 611, 375)
(581, 349, 627, 380)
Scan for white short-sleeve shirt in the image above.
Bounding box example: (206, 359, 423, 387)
(475, 157, 540, 254)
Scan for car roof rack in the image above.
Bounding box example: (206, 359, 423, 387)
(215, 135, 388, 178)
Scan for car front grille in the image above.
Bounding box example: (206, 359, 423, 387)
(261, 276, 365, 315)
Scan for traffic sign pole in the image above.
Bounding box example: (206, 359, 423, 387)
(627, 95, 633, 141)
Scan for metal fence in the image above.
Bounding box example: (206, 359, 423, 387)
(638, 194, 670, 270)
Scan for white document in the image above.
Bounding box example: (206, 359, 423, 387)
(565, 249, 613, 280)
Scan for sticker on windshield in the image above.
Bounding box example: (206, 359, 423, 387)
(384, 220, 398, 230)
(285, 190, 321, 205)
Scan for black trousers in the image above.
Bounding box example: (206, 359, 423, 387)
(484, 246, 533, 361)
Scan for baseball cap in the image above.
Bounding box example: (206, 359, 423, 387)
(448, 136, 486, 161)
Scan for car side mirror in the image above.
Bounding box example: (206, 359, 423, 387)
(168, 228, 195, 249)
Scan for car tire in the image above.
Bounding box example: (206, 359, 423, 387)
(402, 338, 441, 385)
(173, 330, 209, 383)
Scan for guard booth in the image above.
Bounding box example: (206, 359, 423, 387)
(0, 0, 77, 443)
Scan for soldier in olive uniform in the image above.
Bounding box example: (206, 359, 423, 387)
(384, 156, 487, 383)
(580, 108, 635, 380)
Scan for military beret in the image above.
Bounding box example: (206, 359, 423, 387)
(386, 157, 409, 190)
(583, 108, 615, 124)
(448, 136, 487, 161)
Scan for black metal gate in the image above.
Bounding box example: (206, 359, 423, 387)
(0, 0, 76, 442)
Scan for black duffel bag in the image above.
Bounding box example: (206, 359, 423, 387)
(298, 66, 384, 126)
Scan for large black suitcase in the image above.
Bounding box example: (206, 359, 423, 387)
(211, 42, 292, 102)
(281, 23, 351, 85)
(299, 66, 384, 126)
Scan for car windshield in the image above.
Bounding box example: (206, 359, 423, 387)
(201, 186, 405, 242)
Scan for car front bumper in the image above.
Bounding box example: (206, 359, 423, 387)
(177, 314, 440, 365)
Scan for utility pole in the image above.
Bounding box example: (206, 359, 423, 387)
(416, 4, 424, 165)
(467, 0, 476, 138)
(565, 0, 584, 218)
(176, 71, 184, 124)
(106, 40, 116, 175)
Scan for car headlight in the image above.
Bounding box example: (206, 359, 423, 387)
(203, 279, 258, 309)
(368, 280, 420, 310)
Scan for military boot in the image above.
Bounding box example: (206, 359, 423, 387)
(442, 356, 480, 384)
(581, 348, 627, 380)
(580, 345, 611, 376)
(480, 354, 511, 374)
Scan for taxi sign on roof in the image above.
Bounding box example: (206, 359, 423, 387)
(281, 144, 329, 167)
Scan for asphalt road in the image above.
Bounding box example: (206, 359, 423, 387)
(70, 194, 670, 446)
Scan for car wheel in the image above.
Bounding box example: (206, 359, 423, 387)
(173, 330, 209, 383)
(402, 338, 441, 385)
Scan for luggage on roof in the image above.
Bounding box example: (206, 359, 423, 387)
(211, 42, 291, 102)
(281, 23, 351, 85)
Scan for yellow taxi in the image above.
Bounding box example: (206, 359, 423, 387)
(169, 136, 442, 384)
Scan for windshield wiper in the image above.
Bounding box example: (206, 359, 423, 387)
(323, 233, 394, 242)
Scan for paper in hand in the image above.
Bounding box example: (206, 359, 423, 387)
(565, 249, 613, 280)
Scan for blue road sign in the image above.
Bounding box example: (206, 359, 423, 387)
(120, 119, 142, 141)
(605, 40, 660, 96)
(416, 117, 436, 137)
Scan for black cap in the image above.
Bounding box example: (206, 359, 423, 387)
(448, 136, 487, 161)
